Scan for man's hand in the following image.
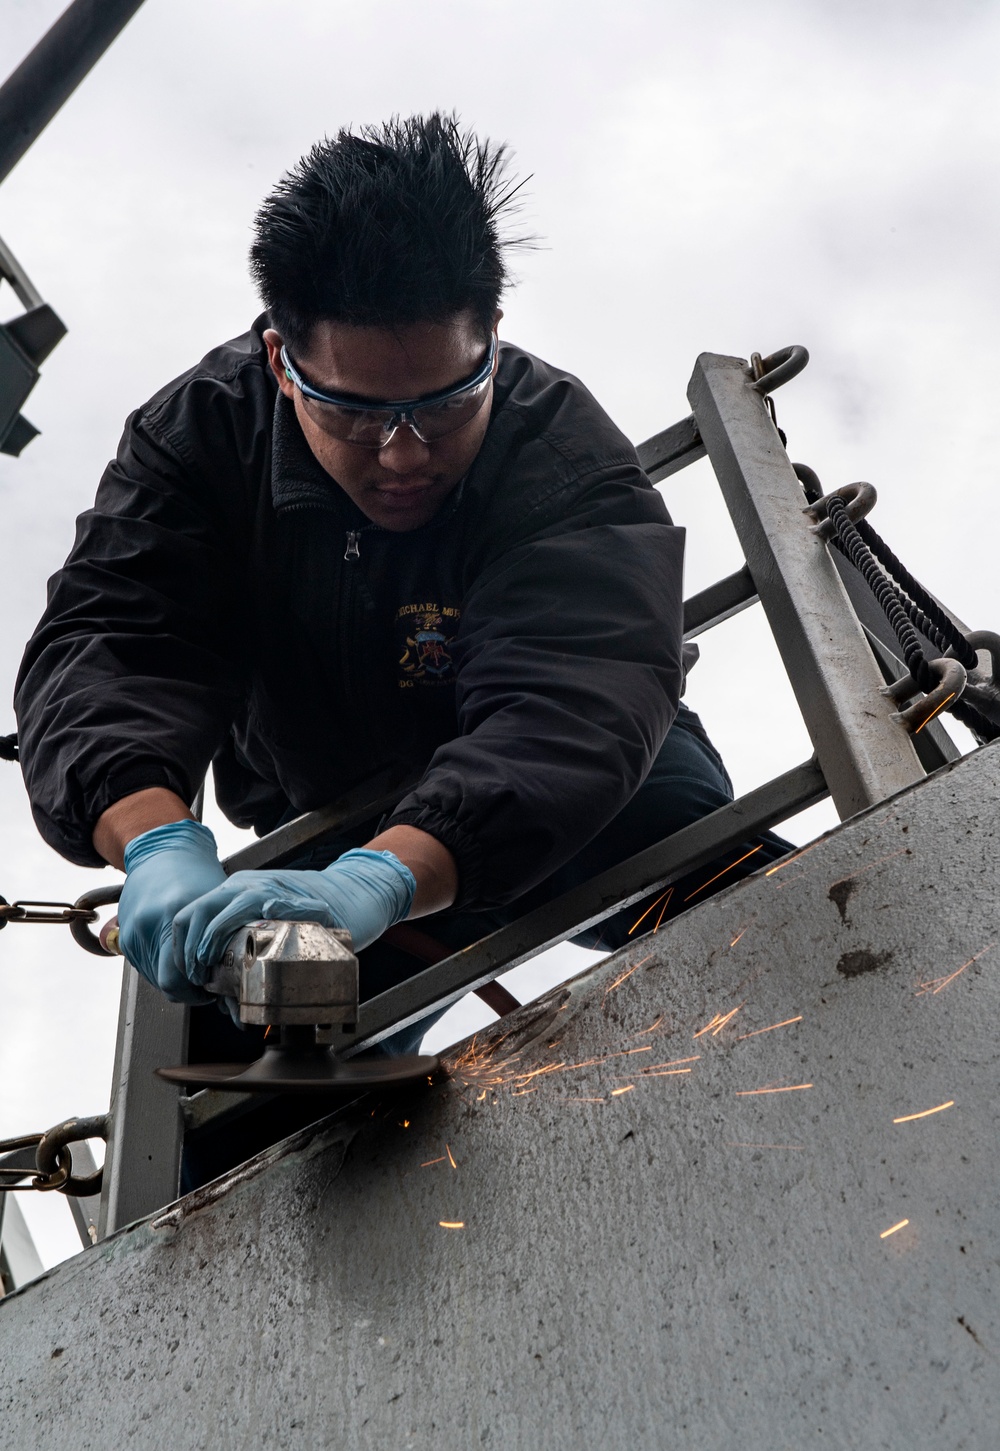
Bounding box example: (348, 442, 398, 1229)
(97, 786, 458, 1000)
(170, 823, 456, 985)
(117, 820, 228, 1001)
(172, 848, 418, 984)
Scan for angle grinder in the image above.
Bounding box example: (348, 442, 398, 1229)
(102, 917, 439, 1094)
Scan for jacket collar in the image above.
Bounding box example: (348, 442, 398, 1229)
(270, 391, 354, 516)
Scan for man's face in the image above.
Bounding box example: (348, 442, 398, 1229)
(264, 310, 500, 532)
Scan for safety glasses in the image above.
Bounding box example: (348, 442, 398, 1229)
(280, 333, 497, 447)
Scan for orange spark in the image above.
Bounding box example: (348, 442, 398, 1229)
(637, 1015, 664, 1034)
(439, 1221, 465, 1230)
(420, 1157, 446, 1167)
(694, 1013, 724, 1039)
(711, 1005, 743, 1035)
(628, 889, 673, 935)
(610, 1086, 634, 1096)
(511, 1087, 537, 1097)
(684, 846, 763, 902)
(694, 1005, 742, 1038)
(736, 1015, 803, 1041)
(641, 1068, 692, 1077)
(765, 842, 820, 876)
(653, 889, 674, 933)
(893, 1101, 954, 1124)
(605, 963, 639, 994)
(561, 1047, 654, 1070)
(446, 1144, 457, 1169)
(826, 849, 909, 899)
(917, 941, 995, 996)
(729, 916, 756, 947)
(735, 1083, 813, 1096)
(402, 1120, 410, 1128)
(562, 1097, 608, 1103)
(880, 1219, 909, 1239)
(915, 693, 956, 733)
(476, 1090, 488, 1102)
(511, 1061, 567, 1085)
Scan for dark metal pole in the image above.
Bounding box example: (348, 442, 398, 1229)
(0, 0, 147, 186)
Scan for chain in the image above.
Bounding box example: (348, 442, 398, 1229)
(750, 354, 996, 740)
(0, 1135, 72, 1192)
(0, 896, 99, 929)
(0, 1116, 108, 1196)
(0, 886, 120, 955)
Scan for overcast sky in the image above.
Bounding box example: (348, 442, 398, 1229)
(1, 0, 997, 1265)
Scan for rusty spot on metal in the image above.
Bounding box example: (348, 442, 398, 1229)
(836, 948, 892, 978)
(827, 877, 857, 923)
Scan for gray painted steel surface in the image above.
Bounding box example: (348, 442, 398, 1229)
(3, 742, 998, 1449)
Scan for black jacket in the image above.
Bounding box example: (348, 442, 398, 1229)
(15, 322, 687, 909)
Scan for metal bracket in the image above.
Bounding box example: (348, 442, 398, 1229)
(0, 234, 67, 456)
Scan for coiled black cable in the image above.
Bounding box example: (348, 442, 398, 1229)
(825, 495, 998, 743)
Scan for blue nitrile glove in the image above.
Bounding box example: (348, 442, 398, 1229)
(171, 848, 417, 985)
(118, 820, 228, 1003)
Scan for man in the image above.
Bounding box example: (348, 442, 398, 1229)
(15, 114, 782, 1042)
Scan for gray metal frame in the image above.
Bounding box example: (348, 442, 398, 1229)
(0, 1195, 44, 1294)
(0, 236, 43, 311)
(98, 345, 958, 1233)
(347, 758, 826, 1052)
(687, 353, 925, 816)
(98, 970, 186, 1234)
(0, 0, 148, 186)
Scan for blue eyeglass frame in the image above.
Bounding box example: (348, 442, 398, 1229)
(280, 333, 497, 442)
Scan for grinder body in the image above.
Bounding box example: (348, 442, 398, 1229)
(156, 919, 439, 1093)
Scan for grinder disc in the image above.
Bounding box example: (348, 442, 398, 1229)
(156, 1044, 441, 1094)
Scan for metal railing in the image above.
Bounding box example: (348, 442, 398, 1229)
(94, 346, 966, 1235)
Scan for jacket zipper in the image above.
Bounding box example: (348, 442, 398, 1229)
(344, 523, 384, 560)
(343, 477, 468, 561)
(338, 525, 385, 763)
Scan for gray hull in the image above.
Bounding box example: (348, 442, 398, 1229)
(3, 742, 998, 1450)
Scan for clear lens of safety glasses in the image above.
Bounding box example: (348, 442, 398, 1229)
(283, 336, 497, 448)
(303, 376, 492, 445)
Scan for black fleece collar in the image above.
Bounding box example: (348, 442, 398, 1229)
(270, 391, 354, 517)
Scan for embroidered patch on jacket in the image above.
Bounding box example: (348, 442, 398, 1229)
(396, 603, 461, 688)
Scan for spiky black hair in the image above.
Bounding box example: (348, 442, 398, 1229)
(249, 112, 528, 347)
